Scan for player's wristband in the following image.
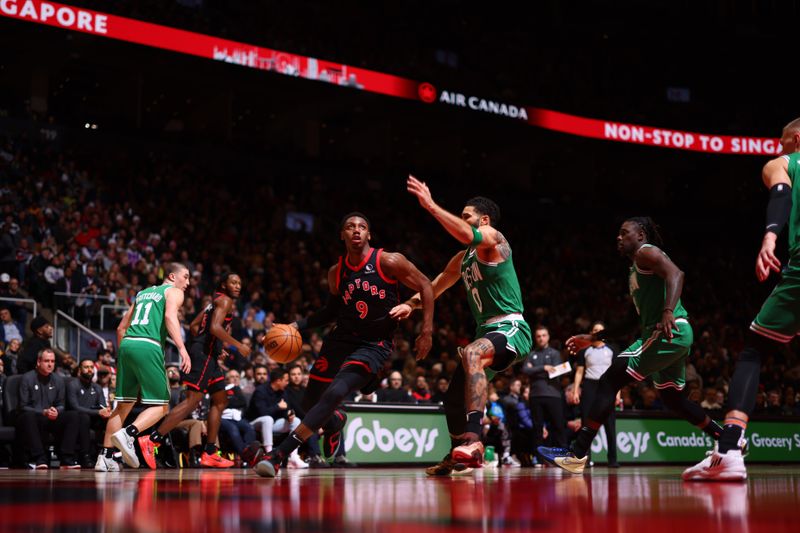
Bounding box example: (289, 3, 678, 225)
(470, 226, 483, 245)
(765, 183, 791, 236)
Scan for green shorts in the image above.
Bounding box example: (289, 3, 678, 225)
(751, 256, 800, 343)
(475, 315, 532, 380)
(116, 337, 170, 405)
(619, 318, 692, 391)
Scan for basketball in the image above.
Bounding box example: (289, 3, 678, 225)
(263, 323, 303, 363)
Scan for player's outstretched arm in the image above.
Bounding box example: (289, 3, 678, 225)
(292, 263, 342, 331)
(636, 246, 684, 340)
(407, 174, 500, 247)
(390, 250, 464, 320)
(381, 251, 434, 360)
(165, 287, 191, 373)
(757, 157, 792, 282)
(209, 295, 251, 358)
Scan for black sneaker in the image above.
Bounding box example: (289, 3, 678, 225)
(307, 455, 330, 469)
(241, 441, 266, 468)
(332, 455, 356, 468)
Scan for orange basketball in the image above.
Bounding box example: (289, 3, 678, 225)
(263, 323, 303, 363)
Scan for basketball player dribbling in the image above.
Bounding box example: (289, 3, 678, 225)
(254, 212, 434, 477)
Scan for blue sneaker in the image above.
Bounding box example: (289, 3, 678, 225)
(537, 446, 588, 474)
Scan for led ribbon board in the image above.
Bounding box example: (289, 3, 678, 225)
(0, 0, 781, 155)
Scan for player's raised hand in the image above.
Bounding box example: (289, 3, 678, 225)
(414, 330, 433, 361)
(389, 303, 413, 320)
(407, 174, 436, 211)
(565, 334, 592, 355)
(756, 233, 781, 282)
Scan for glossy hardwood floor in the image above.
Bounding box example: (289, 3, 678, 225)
(0, 465, 796, 532)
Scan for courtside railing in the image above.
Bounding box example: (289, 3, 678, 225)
(0, 296, 37, 317)
(53, 310, 108, 362)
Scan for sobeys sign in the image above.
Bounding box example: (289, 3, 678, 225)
(591, 418, 800, 463)
(343, 411, 450, 463)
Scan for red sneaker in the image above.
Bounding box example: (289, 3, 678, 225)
(452, 441, 485, 468)
(200, 451, 234, 468)
(137, 435, 159, 470)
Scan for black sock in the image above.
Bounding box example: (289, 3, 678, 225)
(272, 432, 304, 463)
(465, 411, 482, 437)
(125, 425, 139, 437)
(718, 425, 745, 454)
(150, 432, 165, 444)
(571, 427, 598, 459)
(204, 443, 218, 455)
(104, 447, 115, 459)
(701, 420, 723, 441)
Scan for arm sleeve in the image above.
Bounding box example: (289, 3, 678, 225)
(296, 294, 342, 330)
(765, 182, 792, 236)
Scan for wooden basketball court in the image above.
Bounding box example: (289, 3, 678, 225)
(0, 465, 796, 532)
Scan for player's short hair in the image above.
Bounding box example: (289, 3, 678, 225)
(625, 216, 664, 247)
(254, 364, 268, 373)
(465, 197, 501, 225)
(784, 117, 800, 134)
(340, 212, 371, 230)
(166, 262, 189, 277)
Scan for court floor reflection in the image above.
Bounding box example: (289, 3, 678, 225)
(0, 466, 796, 532)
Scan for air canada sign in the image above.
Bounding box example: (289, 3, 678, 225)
(439, 91, 528, 120)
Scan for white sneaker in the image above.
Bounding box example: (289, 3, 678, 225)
(287, 449, 309, 469)
(95, 454, 122, 472)
(111, 428, 140, 469)
(682, 447, 747, 481)
(502, 455, 521, 467)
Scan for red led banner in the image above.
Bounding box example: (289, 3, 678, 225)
(0, 0, 781, 155)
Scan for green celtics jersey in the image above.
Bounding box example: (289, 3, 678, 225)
(125, 284, 170, 345)
(629, 244, 688, 330)
(461, 246, 525, 324)
(783, 153, 800, 255)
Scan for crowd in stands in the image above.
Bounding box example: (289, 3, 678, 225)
(1, 114, 799, 468)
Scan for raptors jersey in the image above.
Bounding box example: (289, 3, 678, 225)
(334, 248, 399, 341)
(191, 291, 233, 356)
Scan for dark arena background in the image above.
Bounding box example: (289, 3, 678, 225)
(0, 1, 799, 532)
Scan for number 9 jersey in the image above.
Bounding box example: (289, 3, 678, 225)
(460, 245, 525, 324)
(333, 248, 400, 342)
